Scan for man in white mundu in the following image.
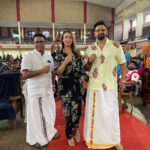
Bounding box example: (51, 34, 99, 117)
(84, 21, 126, 150)
(21, 33, 58, 148)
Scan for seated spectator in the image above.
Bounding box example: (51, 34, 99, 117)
(130, 56, 142, 69)
(125, 61, 139, 85)
(0, 61, 10, 73)
(0, 54, 21, 73)
(120, 61, 141, 96)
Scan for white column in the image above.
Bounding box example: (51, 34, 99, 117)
(136, 12, 143, 38)
(114, 24, 122, 41)
(17, 21, 21, 44)
(83, 23, 86, 44)
(123, 19, 130, 40)
(21, 27, 24, 40)
(80, 29, 83, 40)
(52, 22, 55, 41)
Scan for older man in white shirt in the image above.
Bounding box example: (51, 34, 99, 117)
(21, 33, 58, 148)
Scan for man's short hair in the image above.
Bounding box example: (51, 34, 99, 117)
(93, 20, 107, 31)
(33, 33, 46, 40)
(148, 36, 150, 40)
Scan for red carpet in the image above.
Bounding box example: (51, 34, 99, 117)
(120, 111, 150, 150)
(48, 100, 150, 150)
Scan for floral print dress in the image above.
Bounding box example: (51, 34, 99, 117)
(53, 49, 85, 139)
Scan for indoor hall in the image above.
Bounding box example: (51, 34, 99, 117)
(0, 0, 150, 150)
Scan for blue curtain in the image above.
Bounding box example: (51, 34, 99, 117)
(0, 72, 20, 120)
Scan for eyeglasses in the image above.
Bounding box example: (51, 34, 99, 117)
(34, 41, 45, 44)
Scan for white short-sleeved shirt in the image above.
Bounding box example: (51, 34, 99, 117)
(21, 49, 54, 97)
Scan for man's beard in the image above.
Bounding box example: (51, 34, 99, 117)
(97, 33, 106, 40)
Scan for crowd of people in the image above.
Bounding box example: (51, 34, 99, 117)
(0, 54, 21, 73)
(0, 20, 150, 150)
(117, 36, 150, 99)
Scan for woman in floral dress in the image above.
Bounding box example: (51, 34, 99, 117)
(53, 31, 85, 147)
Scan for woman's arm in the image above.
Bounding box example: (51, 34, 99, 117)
(57, 54, 72, 74)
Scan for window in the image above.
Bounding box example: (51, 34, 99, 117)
(43, 31, 49, 37)
(145, 13, 150, 23)
(27, 31, 35, 37)
(132, 19, 136, 28)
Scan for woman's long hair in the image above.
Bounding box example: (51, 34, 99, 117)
(61, 30, 76, 53)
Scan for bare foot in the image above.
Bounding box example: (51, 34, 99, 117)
(68, 138, 75, 147)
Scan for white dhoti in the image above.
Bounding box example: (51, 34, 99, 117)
(22, 82, 28, 123)
(84, 88, 120, 149)
(26, 88, 57, 146)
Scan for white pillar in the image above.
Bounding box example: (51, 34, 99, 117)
(80, 29, 83, 40)
(52, 22, 55, 41)
(21, 27, 24, 40)
(136, 12, 143, 38)
(114, 24, 122, 41)
(83, 23, 86, 44)
(17, 21, 21, 44)
(123, 19, 130, 40)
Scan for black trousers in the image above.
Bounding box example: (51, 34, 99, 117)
(61, 95, 82, 139)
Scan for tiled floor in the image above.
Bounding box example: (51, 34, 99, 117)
(126, 96, 150, 125)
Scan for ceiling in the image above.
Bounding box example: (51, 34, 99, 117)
(78, 0, 124, 8)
